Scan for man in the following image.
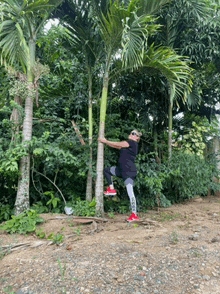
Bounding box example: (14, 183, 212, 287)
(99, 130, 142, 222)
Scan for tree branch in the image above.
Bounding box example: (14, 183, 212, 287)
(71, 120, 86, 146)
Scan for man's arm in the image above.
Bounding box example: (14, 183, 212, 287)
(99, 138, 129, 149)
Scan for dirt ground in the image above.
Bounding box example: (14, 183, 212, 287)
(0, 194, 220, 294)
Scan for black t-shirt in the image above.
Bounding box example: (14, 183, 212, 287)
(118, 140, 138, 179)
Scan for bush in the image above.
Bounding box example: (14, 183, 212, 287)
(0, 209, 44, 234)
(104, 199, 130, 213)
(68, 198, 96, 217)
(135, 151, 220, 209)
(164, 151, 220, 202)
(0, 203, 13, 223)
(135, 154, 174, 209)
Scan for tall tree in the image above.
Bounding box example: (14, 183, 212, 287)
(154, 0, 216, 158)
(92, 0, 175, 216)
(0, 0, 62, 215)
(55, 0, 103, 201)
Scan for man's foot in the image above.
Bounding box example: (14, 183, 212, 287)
(127, 213, 139, 222)
(104, 187, 117, 196)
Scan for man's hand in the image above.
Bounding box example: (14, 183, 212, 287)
(99, 137, 107, 144)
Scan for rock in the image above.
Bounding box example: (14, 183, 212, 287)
(193, 197, 203, 202)
(211, 237, 220, 243)
(189, 234, 199, 241)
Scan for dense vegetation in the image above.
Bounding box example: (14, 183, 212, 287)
(0, 0, 220, 222)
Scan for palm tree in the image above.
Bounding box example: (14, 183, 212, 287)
(0, 0, 62, 215)
(92, 0, 176, 216)
(153, 0, 212, 158)
(55, 0, 103, 202)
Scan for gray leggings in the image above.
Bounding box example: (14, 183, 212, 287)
(104, 166, 137, 214)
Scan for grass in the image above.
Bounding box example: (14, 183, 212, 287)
(169, 231, 179, 244)
(3, 285, 15, 294)
(57, 258, 66, 281)
(0, 239, 12, 260)
(153, 212, 182, 222)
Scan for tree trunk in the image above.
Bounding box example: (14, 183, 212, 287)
(86, 146, 93, 202)
(168, 99, 173, 161)
(86, 68, 93, 201)
(15, 38, 35, 215)
(95, 70, 109, 217)
(213, 136, 220, 171)
(95, 122, 105, 216)
(15, 92, 33, 215)
(10, 95, 23, 142)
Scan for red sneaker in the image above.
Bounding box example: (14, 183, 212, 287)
(104, 187, 117, 196)
(127, 213, 139, 222)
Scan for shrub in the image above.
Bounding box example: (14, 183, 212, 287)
(30, 201, 49, 214)
(0, 203, 13, 223)
(68, 198, 96, 216)
(135, 151, 220, 209)
(164, 151, 220, 202)
(0, 209, 44, 234)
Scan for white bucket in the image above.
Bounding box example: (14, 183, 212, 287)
(64, 206, 74, 215)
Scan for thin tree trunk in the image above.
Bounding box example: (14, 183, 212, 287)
(86, 68, 93, 201)
(213, 137, 220, 172)
(15, 93, 33, 215)
(168, 99, 173, 161)
(15, 38, 35, 215)
(95, 122, 105, 216)
(10, 95, 23, 142)
(86, 146, 93, 201)
(95, 70, 109, 217)
(153, 124, 161, 164)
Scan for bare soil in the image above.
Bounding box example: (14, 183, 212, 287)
(0, 194, 220, 294)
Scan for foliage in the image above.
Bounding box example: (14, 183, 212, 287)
(45, 191, 61, 211)
(0, 210, 44, 234)
(36, 228, 46, 239)
(0, 1, 220, 215)
(47, 233, 64, 245)
(136, 154, 174, 208)
(68, 198, 96, 216)
(179, 121, 208, 157)
(164, 151, 220, 202)
(0, 143, 28, 176)
(0, 204, 13, 223)
(30, 202, 49, 214)
(57, 257, 66, 281)
(135, 150, 220, 208)
(104, 199, 130, 213)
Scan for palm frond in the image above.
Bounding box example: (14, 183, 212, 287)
(0, 0, 61, 70)
(121, 13, 160, 69)
(185, 87, 202, 109)
(143, 45, 193, 102)
(98, 0, 124, 51)
(138, 0, 171, 15)
(0, 15, 29, 70)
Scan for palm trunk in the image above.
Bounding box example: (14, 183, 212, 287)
(15, 38, 35, 215)
(95, 70, 109, 217)
(10, 95, 23, 142)
(86, 68, 93, 201)
(168, 99, 173, 161)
